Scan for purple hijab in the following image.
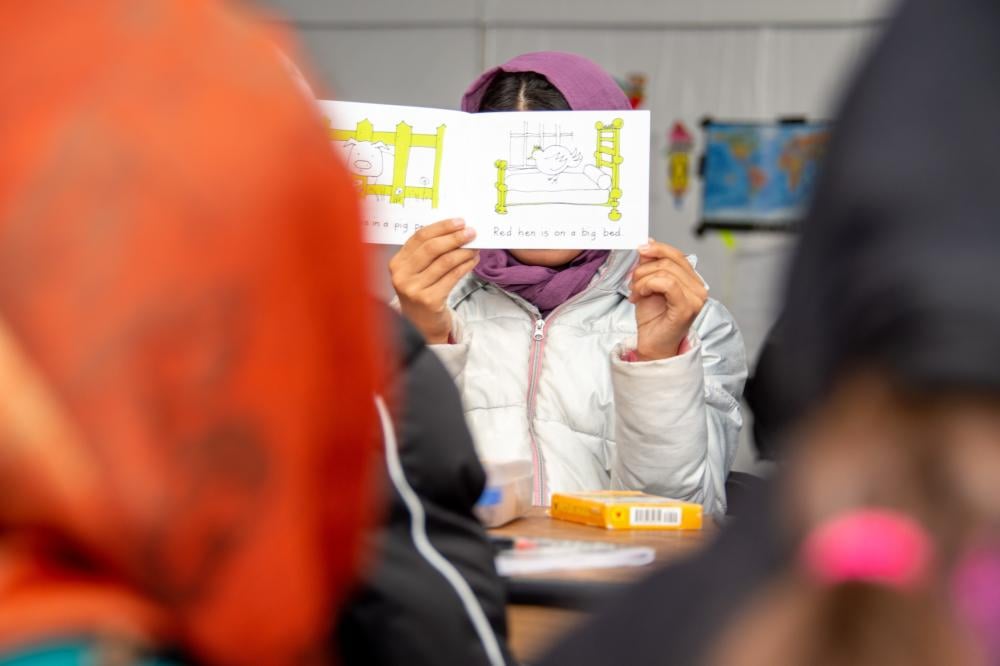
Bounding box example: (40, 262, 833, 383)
(464, 52, 630, 315)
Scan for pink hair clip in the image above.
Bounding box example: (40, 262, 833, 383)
(800, 508, 933, 588)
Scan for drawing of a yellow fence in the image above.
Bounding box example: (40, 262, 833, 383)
(329, 118, 446, 208)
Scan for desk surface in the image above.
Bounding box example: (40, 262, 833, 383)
(491, 507, 715, 582)
(492, 507, 716, 659)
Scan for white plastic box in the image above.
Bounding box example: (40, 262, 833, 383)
(474, 459, 533, 528)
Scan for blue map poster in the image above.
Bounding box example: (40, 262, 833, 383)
(700, 121, 830, 227)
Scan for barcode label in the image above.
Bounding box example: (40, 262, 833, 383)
(629, 506, 682, 526)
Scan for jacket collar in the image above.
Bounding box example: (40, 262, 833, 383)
(602, 249, 639, 299)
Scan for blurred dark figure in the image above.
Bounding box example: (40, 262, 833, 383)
(337, 306, 513, 666)
(541, 0, 1000, 663)
(743, 318, 798, 461)
(0, 1, 380, 664)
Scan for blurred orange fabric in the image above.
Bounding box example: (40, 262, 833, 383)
(0, 0, 378, 663)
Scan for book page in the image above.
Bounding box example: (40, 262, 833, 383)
(465, 110, 651, 249)
(319, 101, 467, 244)
(320, 102, 650, 250)
(494, 537, 655, 576)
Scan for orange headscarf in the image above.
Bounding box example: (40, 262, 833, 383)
(0, 0, 379, 663)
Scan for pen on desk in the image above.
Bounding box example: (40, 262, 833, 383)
(489, 536, 537, 552)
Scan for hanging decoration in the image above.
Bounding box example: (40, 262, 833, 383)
(617, 73, 647, 109)
(667, 121, 694, 209)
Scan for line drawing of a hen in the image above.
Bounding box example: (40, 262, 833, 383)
(528, 145, 584, 183)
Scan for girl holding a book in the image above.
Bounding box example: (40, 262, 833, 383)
(389, 52, 746, 515)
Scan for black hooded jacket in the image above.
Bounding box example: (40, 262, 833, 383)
(337, 307, 513, 666)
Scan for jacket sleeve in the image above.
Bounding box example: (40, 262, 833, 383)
(387, 295, 471, 392)
(608, 298, 747, 515)
(425, 311, 471, 394)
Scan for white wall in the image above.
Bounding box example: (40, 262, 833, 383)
(262, 0, 894, 468)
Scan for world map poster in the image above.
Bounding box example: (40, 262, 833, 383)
(701, 121, 830, 227)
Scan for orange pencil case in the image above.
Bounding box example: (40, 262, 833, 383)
(550, 490, 703, 530)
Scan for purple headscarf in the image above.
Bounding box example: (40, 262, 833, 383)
(465, 52, 631, 315)
(460, 51, 630, 114)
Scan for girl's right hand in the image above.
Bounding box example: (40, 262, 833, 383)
(389, 218, 478, 344)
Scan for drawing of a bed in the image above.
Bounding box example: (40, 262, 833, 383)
(494, 118, 624, 221)
(328, 118, 445, 208)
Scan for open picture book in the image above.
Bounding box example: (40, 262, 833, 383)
(320, 101, 651, 249)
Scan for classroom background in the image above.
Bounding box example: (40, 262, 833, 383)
(7, 2, 999, 664)
(262, 0, 894, 474)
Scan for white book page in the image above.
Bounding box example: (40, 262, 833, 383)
(320, 102, 651, 250)
(495, 538, 655, 576)
(319, 101, 467, 244)
(464, 109, 651, 249)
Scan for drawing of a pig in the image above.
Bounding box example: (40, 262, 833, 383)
(342, 139, 392, 180)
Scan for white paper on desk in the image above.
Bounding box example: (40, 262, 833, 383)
(320, 101, 650, 250)
(495, 538, 655, 576)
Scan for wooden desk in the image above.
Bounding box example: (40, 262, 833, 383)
(491, 508, 716, 661)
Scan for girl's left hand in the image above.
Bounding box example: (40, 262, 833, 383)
(628, 239, 708, 361)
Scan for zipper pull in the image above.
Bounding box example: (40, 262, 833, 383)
(533, 318, 546, 341)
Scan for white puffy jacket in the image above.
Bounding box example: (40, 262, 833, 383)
(430, 250, 747, 515)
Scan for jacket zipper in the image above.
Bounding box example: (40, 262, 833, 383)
(526, 318, 547, 504)
(522, 260, 615, 505)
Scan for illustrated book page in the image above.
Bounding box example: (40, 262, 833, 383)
(321, 101, 650, 249)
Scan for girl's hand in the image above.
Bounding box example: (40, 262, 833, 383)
(389, 218, 478, 344)
(628, 239, 708, 361)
